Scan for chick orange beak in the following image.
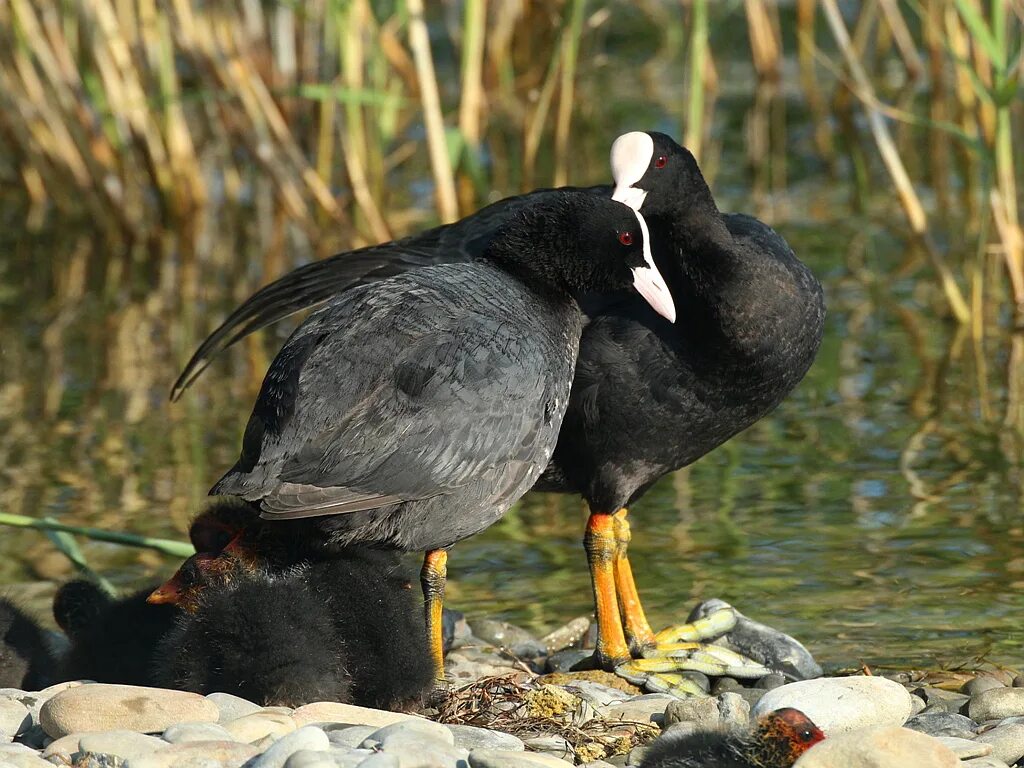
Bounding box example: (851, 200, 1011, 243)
(147, 568, 187, 605)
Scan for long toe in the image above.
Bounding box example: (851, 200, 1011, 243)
(651, 606, 738, 645)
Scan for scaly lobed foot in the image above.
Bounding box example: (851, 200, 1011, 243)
(614, 607, 770, 696)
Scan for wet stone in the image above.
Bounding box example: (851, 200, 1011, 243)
(975, 722, 1024, 765)
(447, 724, 524, 752)
(904, 711, 978, 739)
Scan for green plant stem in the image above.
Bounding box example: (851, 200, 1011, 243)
(684, 0, 708, 159)
(0, 512, 194, 557)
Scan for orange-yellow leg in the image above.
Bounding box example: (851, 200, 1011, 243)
(584, 512, 631, 669)
(420, 549, 448, 683)
(612, 508, 657, 653)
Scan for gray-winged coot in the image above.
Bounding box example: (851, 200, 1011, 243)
(209, 192, 675, 677)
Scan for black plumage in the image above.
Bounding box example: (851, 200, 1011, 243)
(210, 192, 662, 550)
(155, 551, 434, 709)
(0, 598, 55, 689)
(53, 580, 179, 686)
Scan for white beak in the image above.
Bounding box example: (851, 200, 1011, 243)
(629, 208, 676, 323)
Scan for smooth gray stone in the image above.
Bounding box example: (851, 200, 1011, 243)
(356, 755, 400, 768)
(468, 750, 574, 768)
(163, 722, 236, 744)
(598, 694, 675, 727)
(687, 599, 822, 681)
(0, 751, 55, 768)
(975, 722, 1024, 765)
(325, 749, 377, 768)
(447, 724, 524, 752)
(468, 620, 546, 659)
(544, 650, 593, 674)
(904, 711, 978, 739)
(914, 686, 971, 714)
(207, 693, 262, 724)
(378, 742, 469, 768)
(1013, 675, 1024, 689)
(966, 677, 1008, 696)
(935, 736, 992, 759)
(970, 690, 1024, 722)
(285, 750, 338, 768)
(325, 725, 377, 749)
(579, 762, 616, 768)
(248, 727, 331, 768)
(909, 694, 927, 717)
(360, 719, 454, 749)
(962, 759, 1011, 768)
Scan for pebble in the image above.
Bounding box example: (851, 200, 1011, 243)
(544, 649, 593, 674)
(756, 672, 787, 690)
(663, 696, 720, 729)
(688, 599, 822, 680)
(247, 726, 330, 768)
(963, 760, 1011, 768)
(1014, 675, 1024, 688)
(540, 617, 591, 653)
(469, 620, 547, 659)
(41, 732, 82, 760)
(975, 722, 1024, 765)
(284, 750, 338, 768)
(717, 692, 749, 727)
(223, 711, 296, 743)
(754, 676, 913, 735)
(792, 726, 959, 767)
(905, 711, 978, 739)
(78, 730, 167, 761)
(468, 750, 574, 768)
(598, 694, 674, 726)
(360, 719, 455, 749)
(915, 687, 971, 714)
(965, 677, 1008, 696)
(324, 725, 378, 748)
(122, 740, 260, 768)
(39, 684, 219, 738)
(934, 736, 992, 759)
(162, 721, 237, 743)
(522, 734, 572, 759)
(357, 755, 400, 768)
(0, 752, 54, 768)
(291, 702, 419, 729)
(206, 692, 262, 723)
(0, 698, 30, 738)
(970, 689, 1024, 722)
(447, 724, 524, 752)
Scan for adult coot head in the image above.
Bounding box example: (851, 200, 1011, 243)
(482, 192, 674, 321)
(610, 131, 708, 220)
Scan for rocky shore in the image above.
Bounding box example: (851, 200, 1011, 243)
(3, 600, 1024, 767)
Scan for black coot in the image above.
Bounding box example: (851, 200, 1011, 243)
(175, 133, 823, 678)
(53, 580, 179, 686)
(154, 551, 434, 709)
(0, 598, 55, 689)
(209, 192, 673, 677)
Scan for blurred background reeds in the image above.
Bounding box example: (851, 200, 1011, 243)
(0, 0, 1022, 668)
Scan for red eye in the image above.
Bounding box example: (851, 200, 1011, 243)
(618, 231, 633, 246)
(654, 155, 668, 169)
